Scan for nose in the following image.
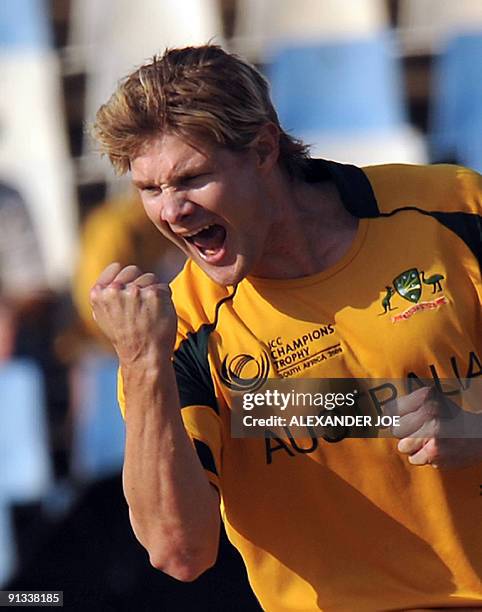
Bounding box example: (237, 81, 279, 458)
(159, 190, 195, 225)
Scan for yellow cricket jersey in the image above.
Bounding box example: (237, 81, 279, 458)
(120, 161, 482, 611)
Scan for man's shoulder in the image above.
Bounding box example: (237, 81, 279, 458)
(362, 163, 482, 216)
(170, 259, 233, 336)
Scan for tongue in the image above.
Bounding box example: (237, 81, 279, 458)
(192, 225, 226, 252)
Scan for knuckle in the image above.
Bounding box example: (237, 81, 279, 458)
(143, 286, 160, 298)
(103, 286, 116, 297)
(421, 386, 433, 400)
(89, 287, 98, 303)
(101, 286, 121, 302)
(414, 386, 433, 405)
(106, 282, 122, 292)
(383, 399, 397, 416)
(125, 284, 139, 296)
(421, 402, 438, 420)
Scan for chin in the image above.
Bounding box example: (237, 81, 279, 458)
(199, 258, 249, 287)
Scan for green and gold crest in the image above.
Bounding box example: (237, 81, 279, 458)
(393, 268, 421, 303)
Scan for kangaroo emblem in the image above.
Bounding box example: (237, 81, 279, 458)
(379, 286, 396, 315)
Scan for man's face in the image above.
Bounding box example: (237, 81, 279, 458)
(131, 132, 277, 286)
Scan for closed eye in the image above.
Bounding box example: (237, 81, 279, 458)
(182, 173, 210, 187)
(142, 186, 162, 196)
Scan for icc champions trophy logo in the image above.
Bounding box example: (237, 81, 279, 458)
(219, 351, 270, 392)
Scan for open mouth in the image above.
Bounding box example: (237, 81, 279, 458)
(183, 224, 227, 260)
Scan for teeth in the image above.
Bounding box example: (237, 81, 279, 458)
(199, 247, 218, 260)
(182, 224, 213, 238)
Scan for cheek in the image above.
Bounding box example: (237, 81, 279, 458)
(140, 199, 174, 242)
(192, 182, 227, 214)
(141, 197, 158, 224)
(209, 181, 257, 226)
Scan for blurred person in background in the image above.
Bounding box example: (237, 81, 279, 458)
(89, 45, 481, 610)
(0, 181, 48, 362)
(0, 179, 71, 485)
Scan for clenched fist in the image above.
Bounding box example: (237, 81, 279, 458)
(89, 262, 177, 364)
(386, 386, 482, 469)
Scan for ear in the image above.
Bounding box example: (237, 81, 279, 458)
(251, 123, 280, 172)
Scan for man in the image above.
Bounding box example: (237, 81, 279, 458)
(90, 45, 482, 610)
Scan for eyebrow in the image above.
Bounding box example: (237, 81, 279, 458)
(133, 163, 211, 190)
(132, 179, 157, 189)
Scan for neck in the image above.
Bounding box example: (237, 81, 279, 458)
(250, 168, 359, 280)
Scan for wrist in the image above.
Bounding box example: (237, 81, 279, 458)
(120, 351, 179, 420)
(118, 341, 172, 366)
(120, 347, 173, 381)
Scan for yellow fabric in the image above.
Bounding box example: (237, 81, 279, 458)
(120, 163, 482, 610)
(363, 163, 481, 215)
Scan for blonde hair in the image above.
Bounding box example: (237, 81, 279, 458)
(93, 45, 310, 176)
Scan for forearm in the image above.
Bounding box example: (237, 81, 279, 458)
(121, 354, 220, 580)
